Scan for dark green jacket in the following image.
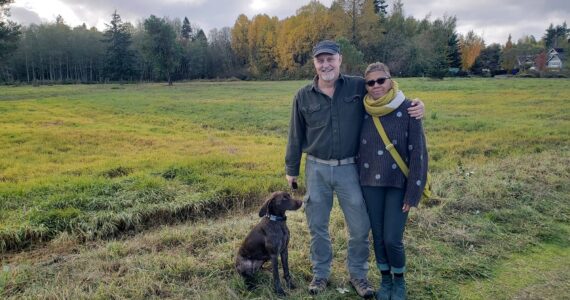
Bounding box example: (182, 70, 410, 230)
(285, 74, 366, 176)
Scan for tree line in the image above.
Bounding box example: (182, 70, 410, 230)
(1, 0, 568, 84)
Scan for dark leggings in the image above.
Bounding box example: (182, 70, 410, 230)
(362, 186, 408, 273)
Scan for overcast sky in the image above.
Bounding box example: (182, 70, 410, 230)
(7, 0, 569, 45)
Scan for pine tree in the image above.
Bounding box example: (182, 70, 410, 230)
(0, 0, 21, 65)
(181, 17, 192, 41)
(447, 31, 461, 68)
(373, 0, 388, 16)
(143, 15, 179, 85)
(103, 11, 136, 81)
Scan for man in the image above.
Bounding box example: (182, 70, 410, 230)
(285, 40, 424, 298)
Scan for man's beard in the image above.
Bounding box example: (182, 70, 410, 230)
(320, 69, 336, 81)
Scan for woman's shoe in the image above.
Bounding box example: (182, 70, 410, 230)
(390, 276, 406, 300)
(376, 274, 393, 300)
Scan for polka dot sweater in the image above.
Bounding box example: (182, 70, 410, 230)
(358, 99, 428, 207)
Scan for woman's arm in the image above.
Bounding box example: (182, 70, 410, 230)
(403, 115, 428, 208)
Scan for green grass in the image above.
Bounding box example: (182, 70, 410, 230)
(1, 78, 570, 298)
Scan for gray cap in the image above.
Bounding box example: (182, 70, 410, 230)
(312, 40, 341, 56)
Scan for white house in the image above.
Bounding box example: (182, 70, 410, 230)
(546, 48, 564, 70)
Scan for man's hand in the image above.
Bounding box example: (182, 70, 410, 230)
(286, 175, 298, 189)
(402, 203, 411, 213)
(407, 98, 425, 119)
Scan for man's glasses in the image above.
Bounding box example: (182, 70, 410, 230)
(366, 77, 391, 87)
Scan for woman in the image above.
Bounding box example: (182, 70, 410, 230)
(358, 62, 428, 300)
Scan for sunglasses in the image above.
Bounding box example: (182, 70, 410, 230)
(366, 77, 391, 87)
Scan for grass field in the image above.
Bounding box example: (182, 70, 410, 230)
(1, 78, 569, 299)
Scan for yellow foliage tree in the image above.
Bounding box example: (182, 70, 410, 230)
(460, 30, 484, 71)
(231, 14, 250, 65)
(275, 1, 334, 73)
(247, 14, 279, 76)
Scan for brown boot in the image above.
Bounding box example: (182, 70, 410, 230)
(350, 277, 375, 298)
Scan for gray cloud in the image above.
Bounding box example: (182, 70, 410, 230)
(9, 0, 569, 44)
(9, 6, 42, 25)
(400, 0, 569, 44)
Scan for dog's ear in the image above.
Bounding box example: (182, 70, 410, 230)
(258, 192, 278, 217)
(258, 200, 268, 217)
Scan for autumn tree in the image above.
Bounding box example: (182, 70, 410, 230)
(500, 34, 516, 72)
(357, 0, 384, 60)
(231, 14, 250, 66)
(275, 1, 333, 75)
(534, 51, 547, 72)
(247, 14, 278, 77)
(459, 30, 484, 71)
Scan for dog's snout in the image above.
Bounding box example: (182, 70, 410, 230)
(291, 199, 303, 210)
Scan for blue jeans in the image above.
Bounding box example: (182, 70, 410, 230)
(304, 159, 370, 279)
(361, 186, 408, 273)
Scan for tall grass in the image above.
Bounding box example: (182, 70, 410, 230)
(1, 78, 569, 253)
(1, 152, 568, 299)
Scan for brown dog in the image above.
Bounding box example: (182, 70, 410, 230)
(235, 191, 303, 295)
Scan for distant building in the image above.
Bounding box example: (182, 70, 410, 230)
(516, 48, 564, 72)
(516, 55, 535, 71)
(546, 48, 564, 71)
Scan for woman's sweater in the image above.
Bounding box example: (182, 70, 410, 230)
(357, 99, 428, 207)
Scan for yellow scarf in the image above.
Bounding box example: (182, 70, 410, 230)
(363, 80, 400, 117)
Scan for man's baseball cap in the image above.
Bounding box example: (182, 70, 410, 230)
(312, 40, 341, 56)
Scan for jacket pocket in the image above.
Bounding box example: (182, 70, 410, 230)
(302, 103, 327, 128)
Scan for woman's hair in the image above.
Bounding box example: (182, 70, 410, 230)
(365, 62, 390, 77)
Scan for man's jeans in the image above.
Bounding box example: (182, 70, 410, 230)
(304, 158, 370, 279)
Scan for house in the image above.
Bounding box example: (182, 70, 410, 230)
(516, 55, 535, 71)
(516, 48, 565, 72)
(546, 48, 564, 71)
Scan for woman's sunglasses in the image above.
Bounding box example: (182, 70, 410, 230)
(366, 77, 391, 87)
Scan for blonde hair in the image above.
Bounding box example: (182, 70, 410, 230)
(365, 62, 391, 77)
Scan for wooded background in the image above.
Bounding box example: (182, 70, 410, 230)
(1, 0, 569, 83)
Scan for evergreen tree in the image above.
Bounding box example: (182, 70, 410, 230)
(543, 22, 569, 49)
(472, 43, 501, 75)
(181, 17, 192, 41)
(143, 15, 179, 85)
(337, 37, 364, 75)
(373, 0, 388, 16)
(188, 28, 209, 78)
(0, 0, 21, 67)
(103, 11, 136, 81)
(447, 31, 461, 68)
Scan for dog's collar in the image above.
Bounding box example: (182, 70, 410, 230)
(266, 214, 286, 221)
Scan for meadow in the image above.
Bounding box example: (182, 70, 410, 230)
(1, 78, 569, 299)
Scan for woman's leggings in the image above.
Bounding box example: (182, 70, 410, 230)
(361, 186, 408, 273)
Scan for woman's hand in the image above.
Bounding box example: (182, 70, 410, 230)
(402, 203, 411, 213)
(408, 99, 425, 119)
